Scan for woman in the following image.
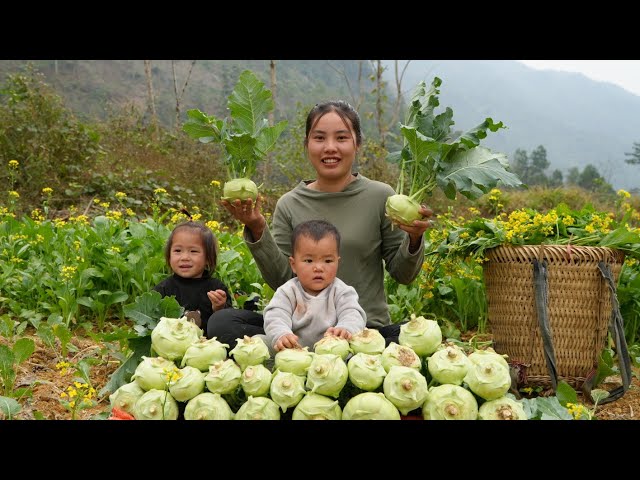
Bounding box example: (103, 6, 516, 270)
(209, 100, 433, 346)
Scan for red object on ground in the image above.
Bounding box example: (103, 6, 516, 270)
(108, 407, 135, 420)
(400, 415, 423, 420)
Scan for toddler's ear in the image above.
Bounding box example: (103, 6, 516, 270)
(289, 256, 296, 272)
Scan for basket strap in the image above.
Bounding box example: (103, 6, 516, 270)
(533, 259, 559, 391)
(582, 262, 632, 404)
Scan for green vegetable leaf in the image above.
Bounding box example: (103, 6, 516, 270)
(224, 133, 258, 178)
(525, 396, 573, 420)
(458, 117, 506, 149)
(255, 121, 288, 157)
(183, 70, 287, 183)
(182, 109, 223, 143)
(100, 335, 152, 396)
(555, 380, 578, 407)
(12, 337, 35, 365)
(597, 228, 640, 249)
(438, 147, 523, 200)
(229, 70, 274, 136)
(0, 395, 21, 418)
(123, 291, 182, 335)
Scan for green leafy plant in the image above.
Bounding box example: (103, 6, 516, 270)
(385, 76, 522, 226)
(101, 291, 182, 396)
(434, 200, 640, 261)
(182, 69, 288, 202)
(0, 337, 35, 398)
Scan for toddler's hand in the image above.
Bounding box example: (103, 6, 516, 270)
(207, 289, 227, 311)
(325, 327, 352, 340)
(275, 333, 301, 351)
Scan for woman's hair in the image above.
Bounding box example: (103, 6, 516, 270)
(291, 219, 341, 255)
(164, 221, 219, 271)
(304, 100, 362, 149)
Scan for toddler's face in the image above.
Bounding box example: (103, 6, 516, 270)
(169, 229, 207, 278)
(289, 234, 339, 296)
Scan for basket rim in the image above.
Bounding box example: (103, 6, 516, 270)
(486, 244, 625, 263)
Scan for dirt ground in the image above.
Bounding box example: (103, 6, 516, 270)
(3, 332, 639, 420)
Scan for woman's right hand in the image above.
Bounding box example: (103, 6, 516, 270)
(221, 196, 266, 240)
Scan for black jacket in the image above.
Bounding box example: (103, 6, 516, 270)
(153, 272, 232, 332)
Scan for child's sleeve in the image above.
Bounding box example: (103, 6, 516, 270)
(334, 285, 367, 334)
(262, 286, 296, 349)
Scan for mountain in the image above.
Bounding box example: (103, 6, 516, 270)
(383, 60, 640, 191)
(1, 59, 639, 190)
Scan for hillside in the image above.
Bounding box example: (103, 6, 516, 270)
(388, 60, 640, 191)
(2, 59, 639, 190)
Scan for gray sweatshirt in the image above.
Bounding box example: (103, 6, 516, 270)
(263, 277, 366, 350)
(245, 174, 425, 329)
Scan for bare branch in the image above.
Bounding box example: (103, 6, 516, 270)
(172, 60, 197, 128)
(144, 60, 159, 140)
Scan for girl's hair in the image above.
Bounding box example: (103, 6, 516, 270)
(164, 221, 219, 271)
(304, 100, 362, 149)
(291, 219, 341, 255)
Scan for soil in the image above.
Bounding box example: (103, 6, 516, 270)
(3, 331, 639, 420)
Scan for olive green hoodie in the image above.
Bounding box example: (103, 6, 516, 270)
(245, 174, 424, 328)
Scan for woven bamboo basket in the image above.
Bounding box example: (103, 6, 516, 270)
(483, 244, 625, 389)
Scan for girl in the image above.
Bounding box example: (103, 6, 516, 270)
(153, 221, 232, 334)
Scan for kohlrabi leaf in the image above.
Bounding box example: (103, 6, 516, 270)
(182, 109, 223, 144)
(228, 70, 274, 137)
(438, 147, 523, 200)
(223, 133, 258, 177)
(255, 121, 288, 157)
(400, 126, 440, 168)
(458, 117, 506, 149)
(387, 76, 522, 209)
(404, 77, 442, 128)
(183, 70, 287, 183)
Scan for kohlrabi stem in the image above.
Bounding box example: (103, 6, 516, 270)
(409, 183, 431, 203)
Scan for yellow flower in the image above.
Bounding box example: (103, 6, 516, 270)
(8, 160, 19, 169)
(115, 191, 127, 199)
(154, 188, 167, 195)
(210, 180, 221, 188)
(617, 189, 631, 199)
(9, 190, 20, 198)
(62, 265, 77, 280)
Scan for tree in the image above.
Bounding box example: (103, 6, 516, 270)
(624, 141, 640, 165)
(549, 169, 564, 187)
(171, 60, 197, 129)
(566, 166, 580, 185)
(510, 148, 529, 183)
(371, 60, 387, 149)
(143, 60, 159, 140)
(576, 164, 613, 193)
(510, 145, 550, 186)
(269, 60, 277, 127)
(326, 60, 366, 111)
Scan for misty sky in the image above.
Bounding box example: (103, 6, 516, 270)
(518, 60, 640, 97)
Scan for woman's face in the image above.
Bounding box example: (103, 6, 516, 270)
(306, 111, 357, 182)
